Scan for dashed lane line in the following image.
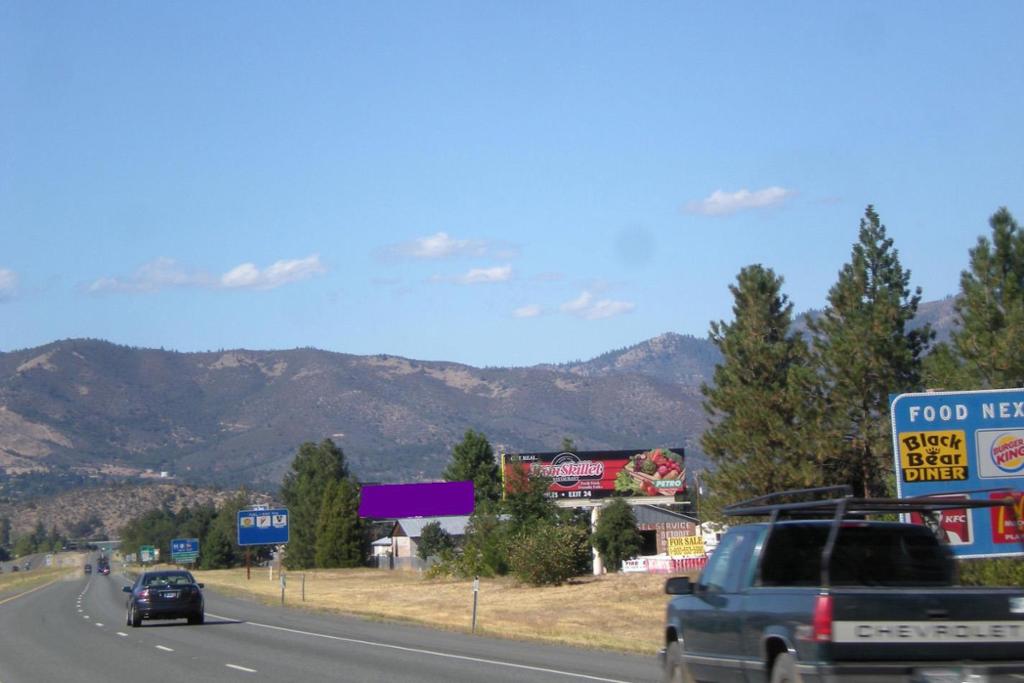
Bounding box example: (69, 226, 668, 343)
(156, 645, 174, 652)
(206, 612, 633, 683)
(226, 664, 258, 673)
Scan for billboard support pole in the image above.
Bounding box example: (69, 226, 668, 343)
(591, 505, 604, 575)
(246, 548, 251, 580)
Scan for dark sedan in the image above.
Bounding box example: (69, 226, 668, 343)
(123, 570, 204, 627)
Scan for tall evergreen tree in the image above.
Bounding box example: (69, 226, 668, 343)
(442, 429, 501, 511)
(944, 207, 1024, 388)
(1, 516, 11, 548)
(809, 206, 931, 498)
(314, 478, 367, 567)
(700, 265, 823, 518)
(502, 464, 556, 535)
(280, 439, 349, 569)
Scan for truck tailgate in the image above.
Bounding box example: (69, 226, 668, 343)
(829, 587, 1024, 662)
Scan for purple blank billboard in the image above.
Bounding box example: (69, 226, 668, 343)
(358, 481, 474, 518)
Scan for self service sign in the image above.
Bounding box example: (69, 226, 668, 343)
(891, 388, 1024, 558)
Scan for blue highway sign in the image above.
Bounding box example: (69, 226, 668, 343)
(237, 507, 289, 546)
(170, 538, 199, 563)
(891, 388, 1024, 559)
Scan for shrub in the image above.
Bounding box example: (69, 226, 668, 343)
(508, 520, 590, 586)
(417, 521, 456, 561)
(959, 558, 1024, 586)
(591, 498, 642, 571)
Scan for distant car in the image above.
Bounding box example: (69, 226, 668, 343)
(84, 564, 92, 574)
(99, 564, 110, 575)
(123, 570, 205, 627)
(10, 565, 18, 572)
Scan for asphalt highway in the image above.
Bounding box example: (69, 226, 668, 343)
(0, 569, 660, 683)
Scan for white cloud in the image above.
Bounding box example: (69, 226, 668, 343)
(381, 232, 519, 261)
(88, 258, 210, 293)
(513, 304, 542, 318)
(457, 264, 512, 285)
(560, 290, 636, 320)
(386, 232, 487, 260)
(220, 254, 325, 290)
(89, 254, 326, 294)
(0, 268, 17, 300)
(684, 186, 796, 216)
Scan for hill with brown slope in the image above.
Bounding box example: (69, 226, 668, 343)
(0, 340, 709, 494)
(0, 298, 957, 500)
(0, 483, 251, 539)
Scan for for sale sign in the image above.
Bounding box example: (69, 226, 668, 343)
(667, 535, 705, 558)
(502, 447, 686, 500)
(891, 389, 1024, 558)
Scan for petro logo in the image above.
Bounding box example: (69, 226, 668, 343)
(990, 434, 1024, 474)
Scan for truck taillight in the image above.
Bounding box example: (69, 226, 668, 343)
(812, 594, 833, 642)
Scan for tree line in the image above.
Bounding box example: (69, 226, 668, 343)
(699, 205, 1023, 520)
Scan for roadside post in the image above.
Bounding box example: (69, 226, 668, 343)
(237, 506, 290, 581)
(471, 576, 480, 634)
(280, 572, 286, 606)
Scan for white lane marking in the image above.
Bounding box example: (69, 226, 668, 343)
(83, 615, 90, 620)
(78, 609, 83, 613)
(156, 645, 174, 652)
(95, 623, 104, 627)
(226, 664, 258, 673)
(206, 613, 631, 683)
(117, 632, 128, 637)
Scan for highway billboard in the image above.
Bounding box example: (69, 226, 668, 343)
(891, 388, 1024, 558)
(501, 447, 686, 500)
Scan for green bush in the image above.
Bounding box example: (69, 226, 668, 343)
(591, 498, 643, 571)
(508, 520, 590, 586)
(417, 521, 456, 561)
(958, 557, 1024, 586)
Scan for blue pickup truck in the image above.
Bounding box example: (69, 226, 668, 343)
(662, 487, 1024, 683)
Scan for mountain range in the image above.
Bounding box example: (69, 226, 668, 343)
(0, 297, 957, 501)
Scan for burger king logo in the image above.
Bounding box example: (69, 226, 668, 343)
(990, 434, 1024, 474)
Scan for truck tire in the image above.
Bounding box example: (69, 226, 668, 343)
(770, 653, 803, 683)
(663, 640, 696, 683)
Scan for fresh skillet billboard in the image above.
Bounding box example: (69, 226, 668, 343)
(891, 388, 1024, 558)
(502, 447, 686, 500)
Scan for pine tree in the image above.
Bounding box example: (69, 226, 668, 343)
(700, 264, 823, 518)
(591, 498, 642, 571)
(502, 464, 556, 535)
(948, 207, 1024, 388)
(280, 439, 349, 569)
(442, 429, 501, 511)
(311, 478, 362, 567)
(809, 206, 931, 497)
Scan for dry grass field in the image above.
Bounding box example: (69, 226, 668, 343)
(0, 566, 76, 600)
(191, 567, 692, 654)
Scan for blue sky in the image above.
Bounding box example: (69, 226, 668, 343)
(2, 3, 1022, 367)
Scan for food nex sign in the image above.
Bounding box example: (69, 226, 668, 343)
(891, 389, 1024, 558)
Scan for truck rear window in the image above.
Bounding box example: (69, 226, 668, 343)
(759, 524, 955, 587)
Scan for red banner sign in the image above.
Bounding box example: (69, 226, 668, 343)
(502, 447, 686, 500)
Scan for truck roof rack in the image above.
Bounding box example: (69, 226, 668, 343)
(724, 486, 1021, 588)
(724, 485, 1019, 521)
